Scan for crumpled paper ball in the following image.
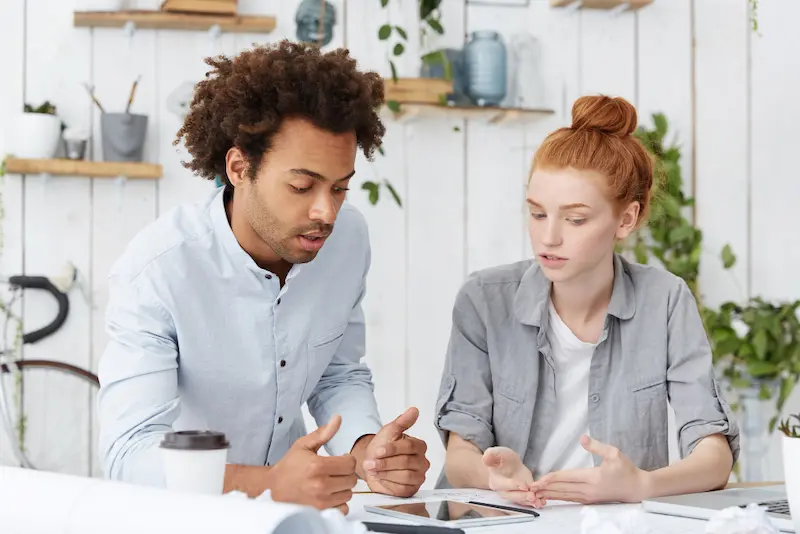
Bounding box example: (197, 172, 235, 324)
(580, 507, 654, 534)
(705, 503, 780, 534)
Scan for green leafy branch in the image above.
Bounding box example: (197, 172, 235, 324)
(366, 0, 445, 208)
(780, 413, 800, 438)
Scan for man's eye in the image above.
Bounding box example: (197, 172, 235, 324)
(291, 185, 311, 193)
(333, 187, 350, 194)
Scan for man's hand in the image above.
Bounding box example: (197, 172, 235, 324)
(268, 415, 358, 514)
(529, 435, 648, 506)
(359, 407, 430, 497)
(482, 447, 542, 507)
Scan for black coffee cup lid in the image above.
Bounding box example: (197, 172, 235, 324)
(160, 430, 230, 451)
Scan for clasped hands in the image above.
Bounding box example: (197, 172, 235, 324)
(268, 407, 429, 514)
(484, 435, 649, 508)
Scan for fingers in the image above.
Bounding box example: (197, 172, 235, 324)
(364, 451, 429, 474)
(580, 435, 618, 459)
(333, 504, 350, 516)
(498, 490, 534, 506)
(533, 489, 588, 504)
(308, 454, 358, 477)
(372, 479, 420, 498)
(530, 467, 594, 487)
(371, 436, 427, 459)
(299, 415, 342, 452)
(381, 407, 420, 440)
(483, 447, 523, 478)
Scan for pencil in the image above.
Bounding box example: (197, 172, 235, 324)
(125, 75, 141, 114)
(83, 83, 105, 114)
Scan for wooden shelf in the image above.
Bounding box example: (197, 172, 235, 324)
(550, 0, 653, 10)
(5, 158, 162, 179)
(73, 10, 277, 34)
(381, 103, 555, 125)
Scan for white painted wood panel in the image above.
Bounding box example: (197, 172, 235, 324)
(579, 6, 636, 102)
(0, 0, 26, 468)
(89, 0, 162, 477)
(22, 0, 93, 475)
(636, 0, 693, 202)
(749, 0, 800, 482)
(464, 4, 531, 274)
(694, 0, 750, 308)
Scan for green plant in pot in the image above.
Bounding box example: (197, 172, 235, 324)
(16, 101, 63, 159)
(624, 112, 800, 480)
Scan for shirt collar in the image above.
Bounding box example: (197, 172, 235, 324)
(209, 187, 306, 279)
(513, 253, 636, 327)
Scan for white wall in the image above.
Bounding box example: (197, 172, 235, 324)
(1, 0, 799, 487)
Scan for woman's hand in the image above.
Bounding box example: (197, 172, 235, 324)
(529, 435, 649, 506)
(482, 447, 544, 507)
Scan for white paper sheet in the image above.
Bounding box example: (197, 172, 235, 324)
(0, 466, 331, 534)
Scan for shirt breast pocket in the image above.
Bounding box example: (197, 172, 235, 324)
(302, 323, 347, 401)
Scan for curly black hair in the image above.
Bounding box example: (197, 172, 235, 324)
(174, 40, 386, 186)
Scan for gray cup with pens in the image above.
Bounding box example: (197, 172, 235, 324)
(100, 112, 147, 162)
(85, 75, 148, 162)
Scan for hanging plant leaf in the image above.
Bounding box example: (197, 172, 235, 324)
(394, 26, 408, 40)
(389, 60, 398, 82)
(385, 180, 402, 207)
(362, 181, 380, 205)
(427, 18, 444, 35)
(393, 43, 405, 56)
(378, 25, 392, 40)
(386, 100, 401, 113)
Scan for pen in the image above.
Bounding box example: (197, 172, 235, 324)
(362, 521, 465, 534)
(467, 500, 541, 517)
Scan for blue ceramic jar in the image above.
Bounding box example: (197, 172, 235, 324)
(464, 30, 507, 107)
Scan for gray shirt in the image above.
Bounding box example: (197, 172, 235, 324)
(434, 254, 740, 485)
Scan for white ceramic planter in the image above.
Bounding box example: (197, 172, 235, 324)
(10, 113, 62, 159)
(783, 435, 800, 533)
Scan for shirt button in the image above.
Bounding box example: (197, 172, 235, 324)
(276, 298, 281, 305)
(265, 274, 272, 280)
(591, 394, 600, 403)
(278, 416, 283, 424)
(280, 360, 286, 368)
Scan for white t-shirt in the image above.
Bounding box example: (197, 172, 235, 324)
(533, 301, 600, 477)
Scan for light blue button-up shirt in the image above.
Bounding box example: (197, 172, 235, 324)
(97, 187, 383, 486)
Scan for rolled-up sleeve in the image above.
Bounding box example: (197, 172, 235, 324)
(96, 272, 179, 487)
(306, 236, 382, 457)
(434, 275, 495, 453)
(667, 279, 740, 463)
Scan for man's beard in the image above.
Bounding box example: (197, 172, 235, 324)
(245, 189, 333, 264)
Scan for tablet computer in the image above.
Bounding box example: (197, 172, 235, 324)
(364, 499, 539, 528)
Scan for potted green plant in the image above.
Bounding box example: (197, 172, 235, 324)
(12, 101, 62, 159)
(779, 414, 800, 531)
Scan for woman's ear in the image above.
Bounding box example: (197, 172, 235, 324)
(225, 147, 248, 187)
(616, 201, 641, 240)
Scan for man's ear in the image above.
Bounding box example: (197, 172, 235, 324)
(225, 147, 248, 187)
(615, 201, 640, 240)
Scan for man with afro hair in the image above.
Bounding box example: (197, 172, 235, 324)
(97, 41, 429, 514)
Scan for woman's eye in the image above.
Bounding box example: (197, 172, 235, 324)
(569, 218, 586, 225)
(530, 212, 546, 220)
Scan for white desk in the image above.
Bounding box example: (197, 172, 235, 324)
(347, 488, 708, 533)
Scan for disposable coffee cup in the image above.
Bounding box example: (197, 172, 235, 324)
(160, 430, 230, 495)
